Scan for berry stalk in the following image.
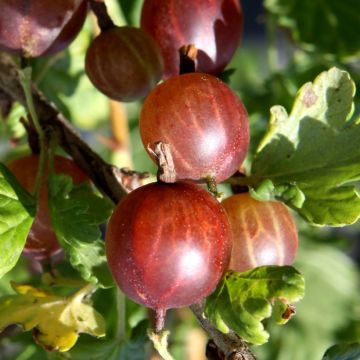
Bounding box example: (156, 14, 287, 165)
(19, 67, 48, 200)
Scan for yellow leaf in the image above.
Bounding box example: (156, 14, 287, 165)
(0, 282, 105, 352)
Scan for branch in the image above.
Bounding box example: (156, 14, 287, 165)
(0, 52, 129, 203)
(89, 0, 115, 31)
(190, 302, 257, 360)
(149, 141, 176, 183)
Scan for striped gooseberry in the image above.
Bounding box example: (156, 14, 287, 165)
(140, 73, 249, 183)
(222, 193, 298, 272)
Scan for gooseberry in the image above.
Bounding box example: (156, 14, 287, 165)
(105, 181, 231, 327)
(141, 0, 243, 78)
(140, 73, 249, 183)
(0, 0, 88, 57)
(222, 193, 298, 272)
(85, 26, 163, 102)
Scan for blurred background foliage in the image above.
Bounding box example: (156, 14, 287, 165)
(0, 0, 360, 359)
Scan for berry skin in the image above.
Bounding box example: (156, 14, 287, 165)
(105, 181, 231, 313)
(141, 0, 243, 78)
(85, 26, 164, 102)
(0, 0, 88, 58)
(8, 154, 88, 260)
(222, 193, 298, 272)
(140, 73, 249, 183)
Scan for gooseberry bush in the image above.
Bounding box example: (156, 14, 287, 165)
(0, 1, 359, 359)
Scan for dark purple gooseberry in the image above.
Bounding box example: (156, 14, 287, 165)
(0, 0, 88, 57)
(85, 26, 164, 102)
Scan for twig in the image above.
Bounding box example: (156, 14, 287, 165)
(115, 289, 126, 341)
(89, 0, 115, 31)
(19, 67, 47, 199)
(116, 167, 150, 192)
(149, 141, 176, 183)
(206, 176, 223, 199)
(148, 329, 175, 360)
(190, 302, 257, 360)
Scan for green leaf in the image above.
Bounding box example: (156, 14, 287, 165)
(0, 163, 35, 278)
(322, 343, 360, 360)
(0, 282, 105, 352)
(249, 179, 306, 208)
(250, 67, 360, 226)
(48, 173, 114, 288)
(264, 0, 360, 59)
(69, 183, 114, 224)
(205, 266, 305, 345)
(255, 235, 360, 360)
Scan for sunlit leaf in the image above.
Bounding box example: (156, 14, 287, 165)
(205, 266, 305, 345)
(0, 164, 35, 278)
(256, 237, 360, 360)
(250, 68, 360, 225)
(0, 282, 105, 352)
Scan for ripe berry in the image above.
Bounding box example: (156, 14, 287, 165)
(106, 182, 231, 320)
(222, 193, 298, 272)
(85, 26, 164, 102)
(8, 154, 88, 260)
(0, 0, 88, 58)
(141, 0, 243, 78)
(140, 73, 249, 183)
